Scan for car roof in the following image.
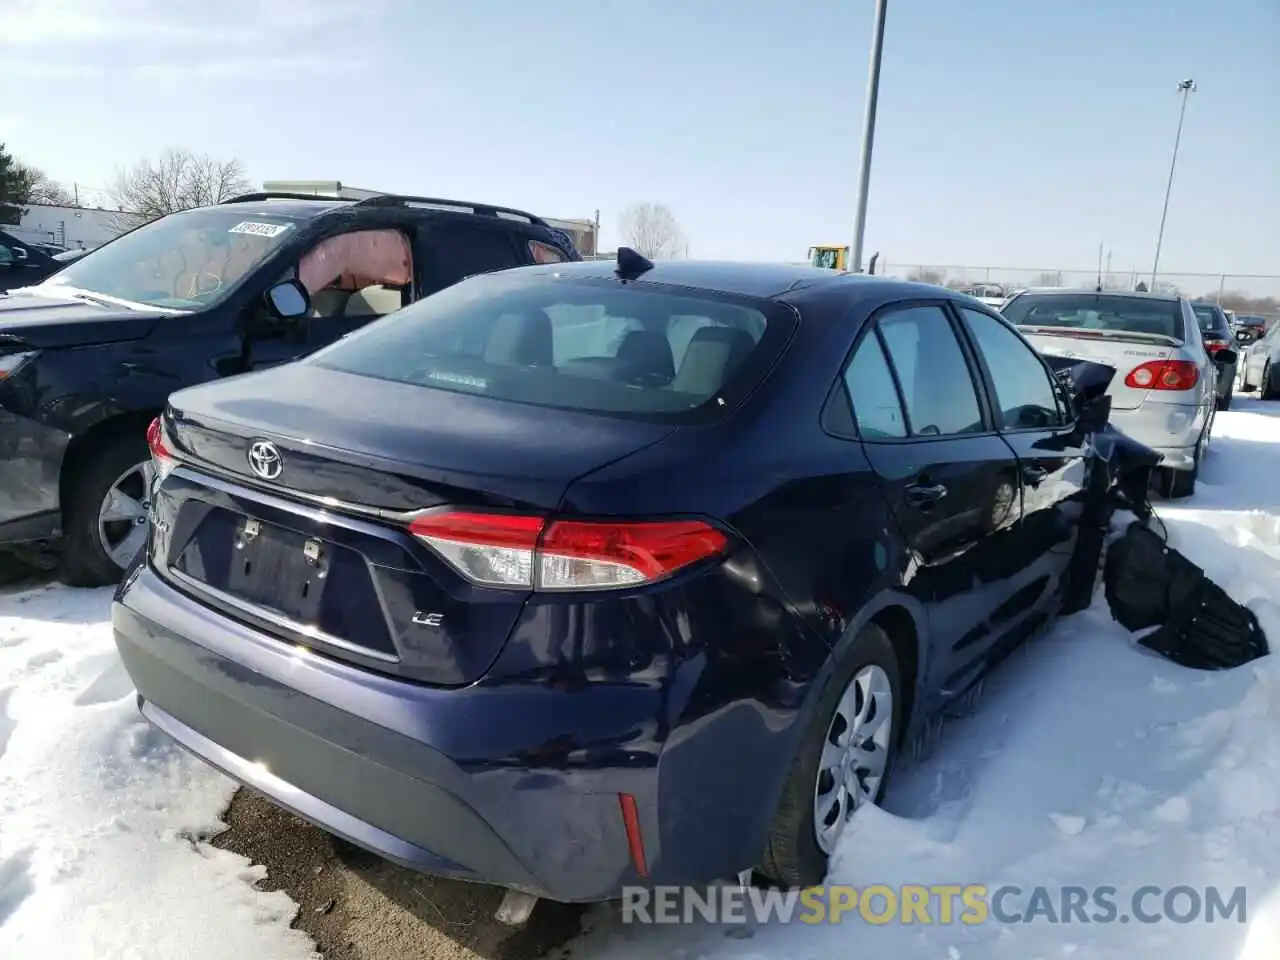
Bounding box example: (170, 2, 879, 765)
(1010, 287, 1182, 304)
(517, 259, 948, 301)
(203, 198, 354, 220)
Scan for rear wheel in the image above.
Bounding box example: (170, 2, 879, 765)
(1261, 362, 1279, 400)
(759, 624, 902, 888)
(1160, 440, 1200, 500)
(59, 431, 153, 587)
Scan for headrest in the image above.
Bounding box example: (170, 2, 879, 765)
(615, 329, 675, 382)
(484, 312, 553, 367)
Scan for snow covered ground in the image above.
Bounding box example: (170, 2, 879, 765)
(4, 397, 1280, 960)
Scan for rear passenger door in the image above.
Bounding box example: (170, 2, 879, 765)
(416, 220, 527, 295)
(843, 302, 1022, 704)
(955, 305, 1088, 611)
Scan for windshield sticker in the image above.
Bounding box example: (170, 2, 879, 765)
(228, 221, 293, 239)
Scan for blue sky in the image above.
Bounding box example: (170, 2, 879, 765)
(3, 0, 1277, 278)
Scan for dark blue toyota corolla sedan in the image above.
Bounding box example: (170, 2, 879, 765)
(113, 252, 1096, 911)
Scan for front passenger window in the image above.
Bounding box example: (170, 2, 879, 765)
(298, 229, 413, 320)
(960, 307, 1065, 429)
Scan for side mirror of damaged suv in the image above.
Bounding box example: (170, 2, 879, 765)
(267, 279, 311, 320)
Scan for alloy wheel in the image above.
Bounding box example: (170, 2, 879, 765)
(97, 460, 155, 571)
(813, 664, 894, 854)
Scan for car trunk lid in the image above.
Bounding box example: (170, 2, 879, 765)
(153, 363, 674, 685)
(1018, 326, 1181, 410)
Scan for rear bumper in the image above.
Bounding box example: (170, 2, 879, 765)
(1108, 401, 1208, 471)
(0, 409, 67, 542)
(112, 563, 781, 902)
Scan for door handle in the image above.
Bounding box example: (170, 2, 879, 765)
(904, 482, 948, 508)
(1022, 466, 1048, 485)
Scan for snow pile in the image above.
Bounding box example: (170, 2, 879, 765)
(0, 584, 315, 960)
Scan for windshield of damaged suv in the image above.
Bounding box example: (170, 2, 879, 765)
(308, 273, 794, 423)
(39, 208, 298, 310)
(1001, 293, 1184, 341)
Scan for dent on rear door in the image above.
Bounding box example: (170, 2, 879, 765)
(954, 305, 1088, 619)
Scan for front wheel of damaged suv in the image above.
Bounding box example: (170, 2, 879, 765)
(59, 431, 153, 587)
(759, 623, 902, 888)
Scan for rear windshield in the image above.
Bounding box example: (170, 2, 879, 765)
(307, 273, 792, 423)
(1001, 293, 1183, 341)
(1192, 304, 1229, 336)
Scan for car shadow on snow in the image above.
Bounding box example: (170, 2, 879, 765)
(212, 788, 590, 960)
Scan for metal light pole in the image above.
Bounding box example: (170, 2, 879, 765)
(850, 0, 888, 274)
(1150, 79, 1196, 290)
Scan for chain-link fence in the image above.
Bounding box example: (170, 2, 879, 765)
(878, 263, 1280, 316)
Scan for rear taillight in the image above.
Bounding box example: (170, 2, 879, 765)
(1124, 360, 1199, 391)
(408, 510, 729, 591)
(146, 416, 179, 481)
(1204, 339, 1229, 353)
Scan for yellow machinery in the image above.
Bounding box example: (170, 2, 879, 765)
(808, 245, 848, 270)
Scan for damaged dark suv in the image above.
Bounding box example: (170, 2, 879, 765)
(0, 192, 580, 585)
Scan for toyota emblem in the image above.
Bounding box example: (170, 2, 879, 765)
(247, 440, 283, 480)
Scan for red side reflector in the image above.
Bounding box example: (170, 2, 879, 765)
(618, 793, 649, 878)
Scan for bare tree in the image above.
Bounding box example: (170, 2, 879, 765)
(109, 148, 252, 231)
(618, 202, 687, 259)
(906, 267, 946, 286)
(14, 163, 73, 206)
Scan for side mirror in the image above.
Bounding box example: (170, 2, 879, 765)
(12, 247, 27, 262)
(266, 279, 310, 320)
(1214, 347, 1238, 366)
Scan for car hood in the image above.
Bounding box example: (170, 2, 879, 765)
(0, 288, 161, 348)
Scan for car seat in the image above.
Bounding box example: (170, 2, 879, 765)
(614, 329, 675, 384)
(671, 326, 756, 395)
(484, 312, 553, 367)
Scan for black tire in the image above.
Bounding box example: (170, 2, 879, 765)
(759, 623, 903, 888)
(1262, 362, 1279, 401)
(59, 429, 151, 587)
(1216, 390, 1232, 412)
(1161, 447, 1199, 500)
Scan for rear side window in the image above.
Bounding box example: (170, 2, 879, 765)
(308, 274, 791, 423)
(842, 332, 907, 438)
(529, 240, 568, 264)
(419, 222, 524, 291)
(1192, 304, 1229, 337)
(1002, 294, 1183, 341)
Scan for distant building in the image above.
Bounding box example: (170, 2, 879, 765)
(260, 180, 598, 256)
(15, 202, 141, 250)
